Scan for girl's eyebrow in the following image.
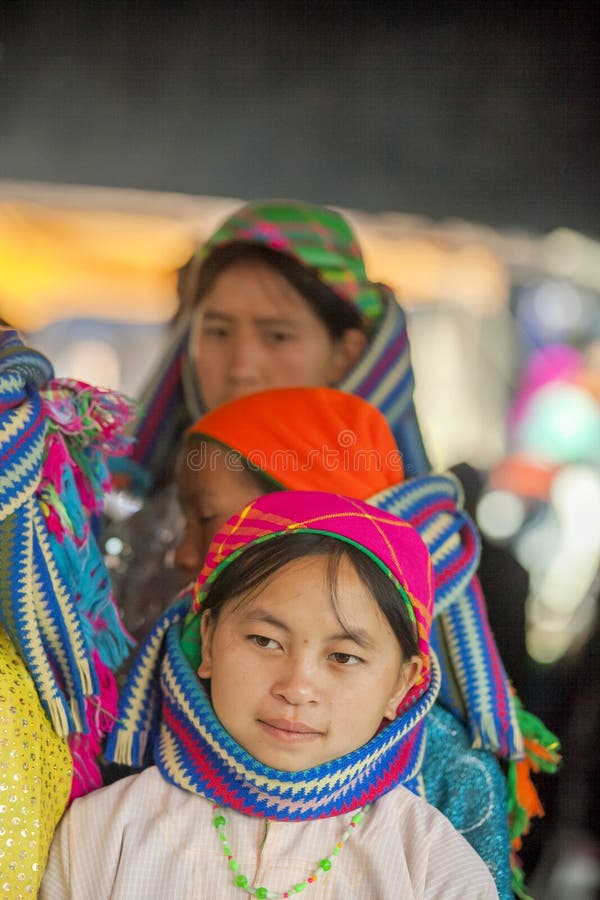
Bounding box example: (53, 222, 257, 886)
(203, 310, 295, 327)
(242, 610, 291, 633)
(241, 609, 375, 649)
(328, 628, 375, 650)
(202, 311, 232, 320)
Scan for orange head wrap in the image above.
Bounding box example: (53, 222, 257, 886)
(186, 387, 403, 499)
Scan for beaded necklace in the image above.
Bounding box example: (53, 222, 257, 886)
(212, 802, 372, 898)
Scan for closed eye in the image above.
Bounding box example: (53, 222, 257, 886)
(202, 325, 230, 338)
(264, 330, 296, 344)
(197, 514, 216, 526)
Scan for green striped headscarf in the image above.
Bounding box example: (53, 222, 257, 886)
(200, 200, 384, 327)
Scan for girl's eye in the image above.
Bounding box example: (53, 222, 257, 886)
(203, 326, 229, 339)
(249, 635, 280, 650)
(266, 331, 294, 344)
(197, 514, 216, 526)
(330, 652, 362, 666)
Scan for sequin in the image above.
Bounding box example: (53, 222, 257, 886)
(0, 626, 71, 895)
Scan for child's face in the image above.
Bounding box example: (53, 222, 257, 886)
(175, 439, 265, 583)
(198, 553, 422, 771)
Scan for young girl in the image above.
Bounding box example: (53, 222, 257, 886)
(172, 386, 560, 898)
(43, 491, 498, 898)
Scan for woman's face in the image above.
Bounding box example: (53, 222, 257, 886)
(189, 260, 362, 411)
(198, 553, 422, 771)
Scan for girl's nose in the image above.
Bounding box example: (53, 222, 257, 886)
(173, 528, 203, 581)
(272, 656, 319, 706)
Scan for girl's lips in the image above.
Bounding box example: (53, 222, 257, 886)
(258, 718, 323, 741)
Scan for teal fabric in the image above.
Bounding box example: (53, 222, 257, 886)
(423, 704, 513, 899)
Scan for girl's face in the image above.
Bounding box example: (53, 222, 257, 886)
(189, 260, 363, 411)
(198, 554, 422, 771)
(175, 439, 265, 583)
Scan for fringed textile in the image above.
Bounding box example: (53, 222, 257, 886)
(0, 328, 135, 798)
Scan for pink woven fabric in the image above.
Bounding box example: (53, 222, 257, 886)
(193, 490, 434, 711)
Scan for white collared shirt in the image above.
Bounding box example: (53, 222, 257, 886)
(41, 765, 498, 899)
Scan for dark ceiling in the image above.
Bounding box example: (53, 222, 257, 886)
(1, 1, 598, 235)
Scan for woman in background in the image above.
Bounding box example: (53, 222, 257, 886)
(105, 199, 429, 644)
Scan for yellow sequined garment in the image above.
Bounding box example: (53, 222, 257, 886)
(0, 625, 72, 897)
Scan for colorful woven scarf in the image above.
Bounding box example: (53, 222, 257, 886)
(184, 387, 560, 891)
(200, 200, 385, 326)
(0, 328, 135, 798)
(124, 200, 429, 492)
(186, 388, 521, 758)
(370, 474, 522, 757)
(107, 491, 441, 819)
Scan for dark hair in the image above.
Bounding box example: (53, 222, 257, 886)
(190, 243, 365, 340)
(202, 532, 419, 661)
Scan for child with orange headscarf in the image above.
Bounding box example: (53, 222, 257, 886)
(169, 387, 560, 898)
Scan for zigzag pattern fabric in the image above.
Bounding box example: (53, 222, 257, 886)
(199, 200, 385, 326)
(369, 473, 523, 759)
(107, 491, 441, 820)
(338, 289, 429, 477)
(0, 329, 135, 795)
(106, 593, 442, 819)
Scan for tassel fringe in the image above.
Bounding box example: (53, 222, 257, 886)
(507, 694, 561, 894)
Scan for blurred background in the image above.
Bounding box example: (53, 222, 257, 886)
(1, 2, 599, 896)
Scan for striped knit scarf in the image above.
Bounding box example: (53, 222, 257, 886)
(367, 473, 563, 895)
(0, 329, 135, 798)
(120, 296, 522, 760)
(108, 489, 440, 818)
(368, 473, 523, 758)
(108, 593, 441, 819)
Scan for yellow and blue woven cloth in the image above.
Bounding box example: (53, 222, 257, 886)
(0, 328, 135, 797)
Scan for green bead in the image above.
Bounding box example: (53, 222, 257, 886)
(219, 833, 227, 842)
(255, 888, 269, 899)
(213, 814, 226, 828)
(318, 858, 332, 871)
(352, 812, 363, 824)
(293, 884, 307, 893)
(234, 874, 248, 889)
(229, 859, 239, 871)
(223, 845, 231, 856)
